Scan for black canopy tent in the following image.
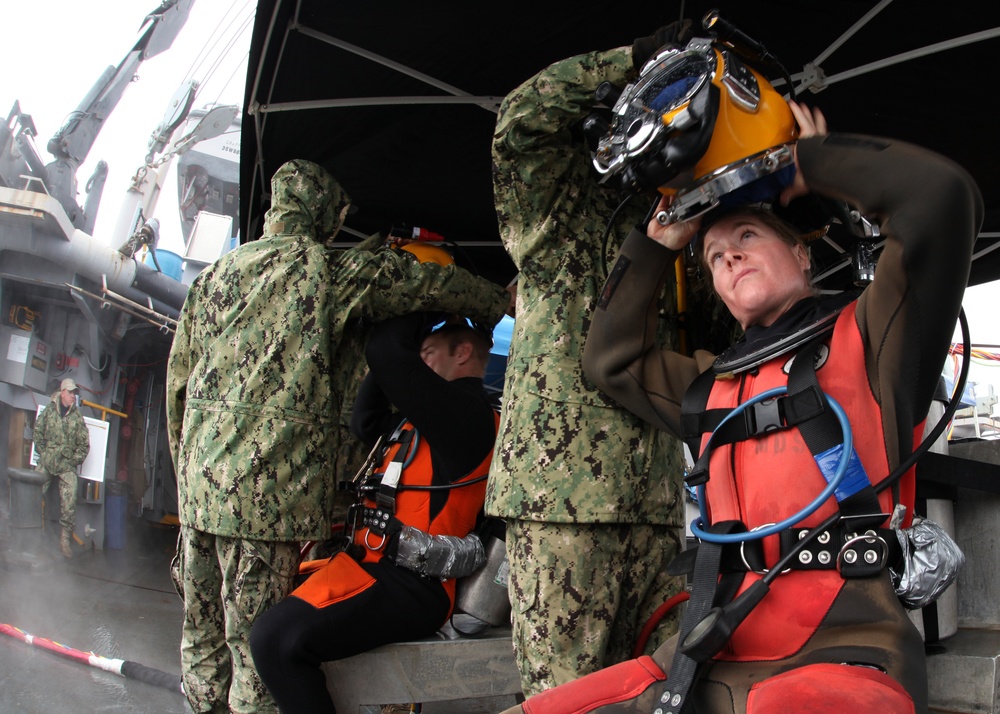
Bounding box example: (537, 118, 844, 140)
(240, 1, 1000, 293)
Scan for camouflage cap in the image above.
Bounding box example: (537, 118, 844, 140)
(262, 159, 352, 244)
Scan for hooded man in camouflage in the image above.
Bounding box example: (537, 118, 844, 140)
(166, 159, 511, 714)
(34, 377, 89, 559)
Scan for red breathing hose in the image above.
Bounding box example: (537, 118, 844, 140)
(0, 623, 182, 693)
(631, 591, 691, 658)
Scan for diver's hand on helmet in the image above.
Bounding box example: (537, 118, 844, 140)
(780, 102, 829, 206)
(633, 18, 695, 70)
(646, 195, 701, 251)
(789, 101, 827, 139)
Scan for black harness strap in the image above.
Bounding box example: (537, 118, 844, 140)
(375, 424, 415, 512)
(681, 377, 827, 488)
(786, 337, 887, 541)
(660, 521, 746, 714)
(681, 334, 887, 536)
(680, 367, 720, 462)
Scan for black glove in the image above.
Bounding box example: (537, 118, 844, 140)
(633, 18, 695, 70)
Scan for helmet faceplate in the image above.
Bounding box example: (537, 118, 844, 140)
(592, 38, 797, 224)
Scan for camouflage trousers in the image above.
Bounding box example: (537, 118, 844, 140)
(505, 519, 684, 697)
(41, 469, 76, 532)
(171, 527, 301, 713)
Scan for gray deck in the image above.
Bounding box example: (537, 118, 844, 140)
(5, 436, 1000, 714)
(0, 491, 519, 713)
(0, 514, 189, 713)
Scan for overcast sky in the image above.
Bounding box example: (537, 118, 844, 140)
(3, 0, 252, 253)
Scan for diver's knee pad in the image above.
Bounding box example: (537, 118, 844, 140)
(746, 663, 914, 714)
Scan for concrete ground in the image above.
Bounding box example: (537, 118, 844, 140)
(0, 513, 189, 713)
(0, 491, 519, 714)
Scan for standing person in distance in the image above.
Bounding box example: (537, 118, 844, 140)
(33, 377, 89, 559)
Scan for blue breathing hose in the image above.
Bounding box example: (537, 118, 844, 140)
(689, 387, 852, 543)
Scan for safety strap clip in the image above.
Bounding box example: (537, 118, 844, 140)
(745, 396, 785, 434)
(837, 529, 888, 578)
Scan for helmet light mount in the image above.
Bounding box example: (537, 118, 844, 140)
(591, 15, 797, 226)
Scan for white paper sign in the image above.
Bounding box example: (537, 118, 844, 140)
(7, 333, 29, 363)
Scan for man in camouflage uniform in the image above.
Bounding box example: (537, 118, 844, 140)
(34, 377, 90, 559)
(166, 159, 511, 714)
(486, 28, 692, 697)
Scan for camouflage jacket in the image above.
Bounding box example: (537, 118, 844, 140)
(34, 394, 89, 475)
(166, 160, 510, 541)
(486, 47, 684, 525)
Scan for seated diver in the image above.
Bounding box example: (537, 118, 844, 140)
(250, 312, 499, 713)
(499, 73, 982, 714)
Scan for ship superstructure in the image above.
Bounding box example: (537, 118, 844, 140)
(0, 0, 240, 544)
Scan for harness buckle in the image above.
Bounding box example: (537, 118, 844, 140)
(739, 523, 791, 575)
(746, 397, 785, 434)
(837, 530, 888, 577)
(364, 528, 387, 551)
(685, 466, 709, 487)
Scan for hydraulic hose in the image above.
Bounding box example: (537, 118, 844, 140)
(631, 591, 691, 658)
(0, 623, 182, 694)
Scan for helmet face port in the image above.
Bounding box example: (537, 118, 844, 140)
(593, 45, 715, 183)
(592, 37, 798, 224)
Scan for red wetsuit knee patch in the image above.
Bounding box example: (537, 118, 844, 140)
(746, 663, 914, 714)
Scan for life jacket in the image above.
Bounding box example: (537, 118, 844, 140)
(683, 302, 919, 661)
(512, 304, 927, 714)
(292, 412, 498, 611)
(354, 416, 496, 571)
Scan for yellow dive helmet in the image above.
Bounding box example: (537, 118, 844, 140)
(591, 12, 797, 224)
(398, 242, 455, 266)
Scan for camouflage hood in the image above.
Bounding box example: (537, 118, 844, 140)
(262, 159, 352, 244)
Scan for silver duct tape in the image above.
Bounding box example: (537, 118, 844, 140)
(892, 517, 966, 610)
(394, 525, 486, 579)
